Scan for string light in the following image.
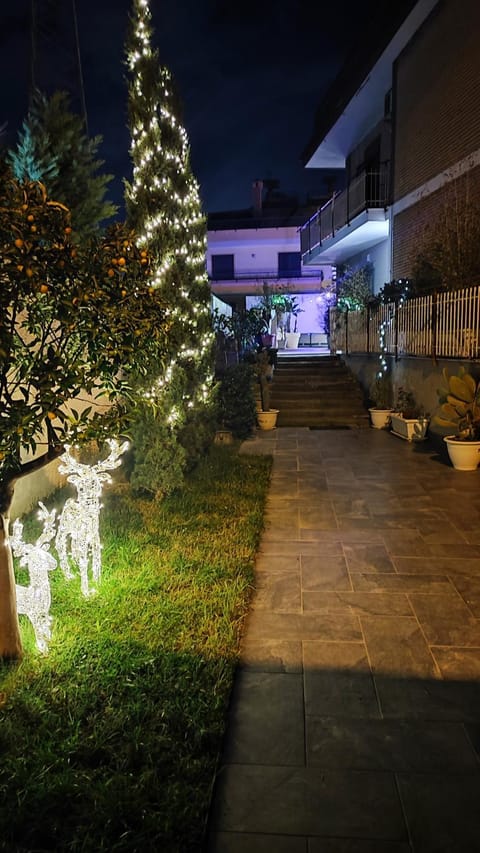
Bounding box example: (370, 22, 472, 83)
(11, 503, 57, 653)
(55, 439, 128, 597)
(126, 0, 215, 430)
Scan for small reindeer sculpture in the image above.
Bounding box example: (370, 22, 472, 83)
(55, 439, 128, 597)
(11, 502, 57, 653)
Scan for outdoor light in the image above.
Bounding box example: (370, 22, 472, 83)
(11, 503, 57, 653)
(55, 439, 128, 597)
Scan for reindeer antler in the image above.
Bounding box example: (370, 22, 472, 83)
(36, 503, 57, 549)
(58, 446, 87, 477)
(93, 439, 129, 474)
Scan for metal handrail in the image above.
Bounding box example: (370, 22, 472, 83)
(300, 165, 390, 255)
(209, 269, 323, 282)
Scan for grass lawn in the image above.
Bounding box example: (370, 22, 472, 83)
(0, 444, 272, 852)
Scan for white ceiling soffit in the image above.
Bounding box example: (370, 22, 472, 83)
(305, 0, 439, 170)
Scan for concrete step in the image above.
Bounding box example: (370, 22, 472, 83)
(266, 355, 369, 428)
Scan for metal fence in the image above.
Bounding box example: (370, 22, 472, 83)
(330, 284, 480, 361)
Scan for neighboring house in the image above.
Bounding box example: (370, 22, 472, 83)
(300, 0, 480, 293)
(208, 180, 334, 342)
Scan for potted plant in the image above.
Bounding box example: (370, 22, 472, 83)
(283, 296, 303, 349)
(368, 374, 394, 429)
(253, 348, 279, 430)
(390, 386, 429, 442)
(434, 367, 480, 470)
(257, 283, 283, 348)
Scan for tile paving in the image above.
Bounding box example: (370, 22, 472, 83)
(207, 427, 480, 852)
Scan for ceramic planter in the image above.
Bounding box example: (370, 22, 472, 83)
(444, 435, 480, 471)
(285, 332, 300, 349)
(368, 408, 393, 429)
(256, 409, 279, 430)
(390, 413, 429, 442)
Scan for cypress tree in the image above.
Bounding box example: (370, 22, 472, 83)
(125, 0, 215, 497)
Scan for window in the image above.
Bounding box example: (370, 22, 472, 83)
(211, 254, 234, 281)
(278, 252, 301, 278)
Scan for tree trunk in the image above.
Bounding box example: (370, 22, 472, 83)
(0, 491, 23, 659)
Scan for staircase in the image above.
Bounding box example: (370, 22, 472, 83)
(269, 354, 370, 428)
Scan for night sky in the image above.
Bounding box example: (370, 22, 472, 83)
(1, 0, 398, 215)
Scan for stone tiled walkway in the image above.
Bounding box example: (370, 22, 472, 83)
(207, 427, 480, 853)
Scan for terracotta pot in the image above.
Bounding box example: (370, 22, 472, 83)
(256, 409, 279, 430)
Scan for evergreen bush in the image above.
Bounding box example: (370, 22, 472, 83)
(217, 364, 256, 439)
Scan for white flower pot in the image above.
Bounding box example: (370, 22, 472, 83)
(390, 414, 429, 442)
(257, 409, 279, 430)
(285, 332, 300, 349)
(368, 408, 393, 429)
(444, 436, 480, 471)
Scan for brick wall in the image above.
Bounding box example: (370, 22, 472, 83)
(393, 165, 480, 278)
(394, 0, 480, 201)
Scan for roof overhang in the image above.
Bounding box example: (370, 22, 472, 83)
(305, 0, 440, 169)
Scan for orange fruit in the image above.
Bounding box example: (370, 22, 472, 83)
(47, 412, 56, 420)
(118, 257, 126, 266)
(108, 268, 115, 277)
(17, 265, 24, 272)
(14, 238, 23, 249)
(30, 225, 37, 233)
(121, 289, 127, 297)
(65, 226, 72, 234)
(112, 257, 118, 265)
(25, 268, 34, 278)
(40, 284, 49, 294)
(27, 214, 34, 222)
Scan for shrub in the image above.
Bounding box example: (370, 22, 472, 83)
(217, 364, 256, 439)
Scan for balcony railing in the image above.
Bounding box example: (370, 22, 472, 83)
(209, 269, 323, 283)
(330, 285, 480, 361)
(300, 165, 390, 257)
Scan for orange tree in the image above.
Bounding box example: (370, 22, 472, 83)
(0, 174, 168, 659)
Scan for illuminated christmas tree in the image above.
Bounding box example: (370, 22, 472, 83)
(125, 0, 215, 496)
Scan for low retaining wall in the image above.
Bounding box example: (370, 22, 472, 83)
(343, 352, 480, 448)
(10, 458, 64, 521)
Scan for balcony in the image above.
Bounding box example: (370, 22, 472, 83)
(300, 166, 390, 264)
(208, 268, 326, 297)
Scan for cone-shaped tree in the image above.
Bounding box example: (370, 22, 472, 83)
(8, 91, 117, 242)
(0, 171, 168, 659)
(124, 0, 215, 496)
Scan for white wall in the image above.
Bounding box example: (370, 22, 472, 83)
(345, 238, 391, 293)
(207, 226, 328, 279)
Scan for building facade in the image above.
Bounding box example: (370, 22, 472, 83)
(300, 0, 480, 293)
(208, 181, 334, 341)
